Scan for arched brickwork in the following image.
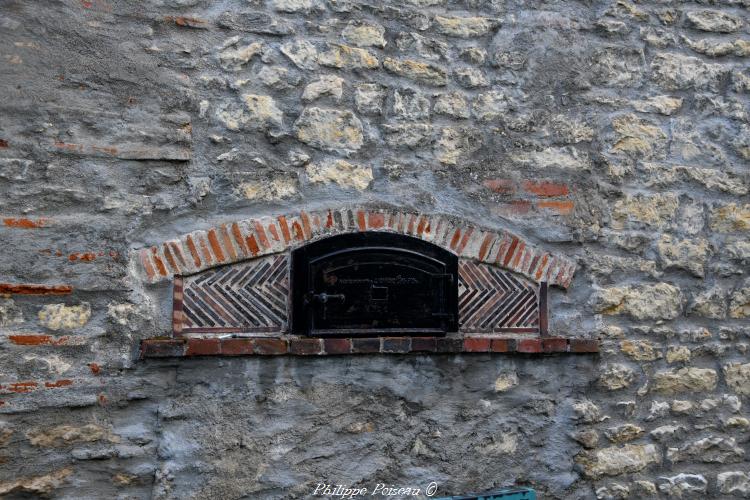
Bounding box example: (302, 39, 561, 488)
(135, 207, 577, 289)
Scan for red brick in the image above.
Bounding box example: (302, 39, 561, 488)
(207, 229, 226, 263)
(517, 338, 543, 353)
(411, 337, 437, 352)
(185, 235, 202, 267)
(0, 283, 72, 295)
(186, 338, 221, 356)
(496, 200, 533, 217)
(491, 338, 515, 353)
(254, 338, 288, 355)
(277, 215, 292, 243)
(352, 338, 380, 353)
(323, 338, 351, 355)
(221, 338, 253, 356)
(522, 180, 569, 197)
(538, 200, 575, 215)
(3, 218, 49, 228)
(436, 337, 463, 353)
(290, 338, 322, 355)
(368, 212, 384, 229)
(542, 337, 569, 353)
(164, 16, 207, 28)
(45, 379, 73, 388)
(89, 363, 101, 375)
(483, 178, 514, 194)
(382, 337, 410, 353)
(463, 338, 491, 353)
(141, 339, 186, 358)
(570, 339, 600, 353)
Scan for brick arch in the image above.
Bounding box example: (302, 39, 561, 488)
(136, 207, 577, 289)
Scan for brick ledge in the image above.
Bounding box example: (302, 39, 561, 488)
(140, 336, 599, 358)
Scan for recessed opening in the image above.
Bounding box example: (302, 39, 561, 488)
(291, 232, 459, 336)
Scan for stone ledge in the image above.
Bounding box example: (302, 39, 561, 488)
(140, 336, 599, 358)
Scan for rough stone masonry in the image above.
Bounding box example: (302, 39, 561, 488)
(0, 0, 749, 498)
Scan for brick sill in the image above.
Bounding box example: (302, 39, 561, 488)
(140, 336, 599, 358)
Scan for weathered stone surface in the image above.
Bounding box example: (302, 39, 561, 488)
(271, 0, 317, 13)
(0, 468, 73, 496)
(217, 11, 295, 35)
(651, 367, 718, 394)
(632, 95, 683, 115)
(280, 39, 318, 70)
(354, 83, 386, 115)
(717, 472, 750, 497)
(574, 400, 603, 424)
(572, 429, 599, 449)
(657, 235, 710, 277)
(434, 126, 481, 165)
(454, 67, 489, 88)
(433, 16, 499, 38)
(434, 92, 470, 118)
(383, 123, 433, 148)
(711, 203, 750, 232)
(689, 286, 728, 319)
(242, 94, 284, 129)
(665, 346, 691, 364)
(598, 363, 636, 390)
(611, 193, 679, 230)
(342, 21, 387, 48)
(294, 107, 364, 152)
(257, 65, 301, 89)
(668, 436, 745, 464)
(578, 444, 660, 479)
(723, 363, 750, 396)
(218, 40, 263, 70)
(512, 147, 592, 171)
(650, 424, 686, 442)
(685, 10, 743, 33)
(730, 280, 750, 318)
(685, 37, 750, 57)
(393, 89, 430, 119)
(0, 298, 23, 327)
(494, 372, 518, 392)
(657, 474, 708, 496)
(592, 283, 682, 320)
(238, 177, 298, 201)
(38, 303, 91, 331)
(5, 0, 750, 497)
(474, 92, 514, 123)
(383, 57, 448, 85)
(302, 75, 344, 102)
(395, 32, 449, 61)
(305, 159, 373, 190)
(651, 53, 728, 91)
(604, 423, 644, 443)
(620, 340, 661, 361)
(318, 43, 379, 69)
(26, 424, 119, 447)
(610, 113, 666, 158)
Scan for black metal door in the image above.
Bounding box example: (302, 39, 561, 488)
(291, 232, 458, 336)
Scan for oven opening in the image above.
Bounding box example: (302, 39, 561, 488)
(291, 232, 459, 336)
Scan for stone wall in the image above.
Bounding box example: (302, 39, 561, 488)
(0, 0, 749, 498)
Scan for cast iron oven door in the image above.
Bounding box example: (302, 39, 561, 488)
(291, 232, 458, 336)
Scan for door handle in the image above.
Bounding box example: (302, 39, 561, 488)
(305, 292, 346, 305)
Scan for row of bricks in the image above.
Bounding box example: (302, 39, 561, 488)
(484, 179, 571, 198)
(138, 207, 576, 288)
(141, 336, 599, 357)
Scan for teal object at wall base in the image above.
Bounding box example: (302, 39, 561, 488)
(435, 486, 537, 500)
